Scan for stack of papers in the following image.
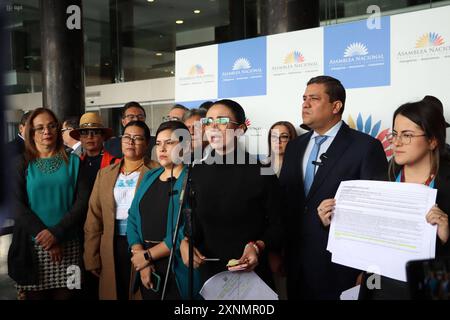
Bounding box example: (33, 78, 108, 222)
(327, 180, 437, 282)
(200, 271, 278, 300)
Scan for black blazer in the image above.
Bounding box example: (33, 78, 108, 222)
(279, 121, 388, 299)
(359, 159, 450, 300)
(5, 136, 24, 157)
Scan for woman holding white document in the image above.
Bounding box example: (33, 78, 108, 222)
(317, 98, 450, 299)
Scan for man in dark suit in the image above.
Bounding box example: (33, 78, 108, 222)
(279, 76, 388, 300)
(6, 111, 31, 157)
(104, 101, 156, 160)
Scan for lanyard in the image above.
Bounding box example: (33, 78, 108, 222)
(395, 169, 435, 189)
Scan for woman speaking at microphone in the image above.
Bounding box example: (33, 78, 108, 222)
(180, 99, 284, 291)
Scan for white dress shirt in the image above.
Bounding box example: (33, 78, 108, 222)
(302, 120, 343, 180)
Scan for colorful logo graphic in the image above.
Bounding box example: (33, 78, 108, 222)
(347, 113, 392, 158)
(343, 42, 369, 57)
(232, 58, 252, 71)
(415, 32, 445, 48)
(284, 51, 305, 64)
(188, 64, 204, 76)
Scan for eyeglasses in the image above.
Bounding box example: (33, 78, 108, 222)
(79, 129, 103, 137)
(270, 134, 290, 143)
(123, 114, 146, 121)
(200, 117, 239, 128)
(61, 127, 73, 133)
(121, 134, 146, 145)
(387, 132, 427, 145)
(33, 123, 58, 134)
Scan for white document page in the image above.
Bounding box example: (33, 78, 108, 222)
(200, 271, 278, 300)
(327, 180, 437, 282)
(340, 285, 360, 300)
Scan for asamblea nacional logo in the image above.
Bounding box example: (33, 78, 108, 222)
(232, 58, 251, 70)
(324, 16, 390, 88)
(329, 41, 385, 71)
(397, 32, 449, 63)
(343, 42, 368, 57)
(178, 64, 214, 87)
(222, 56, 263, 80)
(271, 50, 319, 76)
(218, 36, 266, 98)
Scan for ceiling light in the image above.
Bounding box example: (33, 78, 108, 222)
(176, 20, 184, 24)
(156, 52, 162, 56)
(147, 0, 154, 2)
(194, 10, 200, 14)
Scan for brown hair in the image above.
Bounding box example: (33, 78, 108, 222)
(389, 100, 446, 181)
(268, 121, 298, 157)
(24, 108, 68, 164)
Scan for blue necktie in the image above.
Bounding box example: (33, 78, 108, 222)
(304, 135, 328, 195)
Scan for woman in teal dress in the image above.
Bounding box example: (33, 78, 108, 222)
(8, 108, 89, 300)
(127, 121, 201, 299)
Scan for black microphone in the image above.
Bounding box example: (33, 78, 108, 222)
(312, 153, 328, 166)
(167, 177, 178, 196)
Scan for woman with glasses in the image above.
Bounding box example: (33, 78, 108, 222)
(268, 121, 298, 177)
(8, 108, 90, 299)
(318, 99, 450, 299)
(127, 121, 201, 300)
(83, 121, 158, 300)
(179, 99, 284, 293)
(264, 121, 298, 300)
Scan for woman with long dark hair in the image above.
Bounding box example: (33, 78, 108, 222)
(8, 108, 89, 299)
(179, 99, 283, 293)
(127, 121, 201, 299)
(317, 99, 450, 299)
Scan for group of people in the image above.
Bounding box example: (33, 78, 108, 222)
(5, 75, 450, 300)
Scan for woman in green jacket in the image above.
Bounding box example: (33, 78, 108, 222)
(127, 120, 200, 299)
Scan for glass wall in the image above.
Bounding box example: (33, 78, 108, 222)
(3, 0, 449, 95)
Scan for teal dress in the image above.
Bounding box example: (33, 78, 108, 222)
(127, 166, 201, 299)
(27, 153, 79, 230)
(17, 153, 82, 291)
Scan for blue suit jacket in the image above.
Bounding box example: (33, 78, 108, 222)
(279, 121, 388, 299)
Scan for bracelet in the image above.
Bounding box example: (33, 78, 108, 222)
(246, 241, 260, 256)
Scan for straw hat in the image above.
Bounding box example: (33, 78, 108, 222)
(70, 112, 113, 140)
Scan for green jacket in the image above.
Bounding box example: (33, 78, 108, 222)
(127, 166, 201, 299)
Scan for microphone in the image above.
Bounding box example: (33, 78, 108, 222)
(167, 177, 178, 196)
(312, 153, 328, 166)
